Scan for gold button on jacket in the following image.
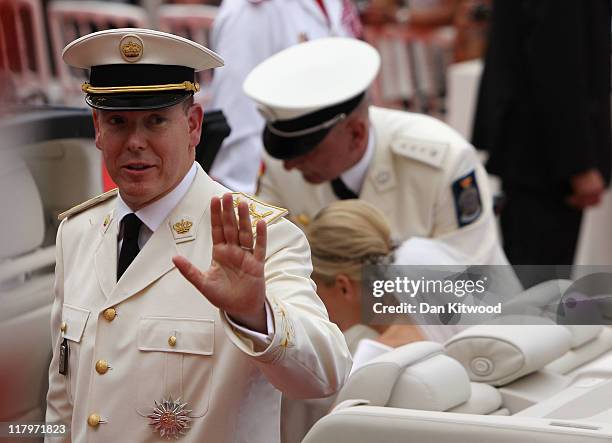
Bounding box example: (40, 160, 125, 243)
(103, 308, 116, 321)
(87, 413, 101, 428)
(95, 360, 109, 374)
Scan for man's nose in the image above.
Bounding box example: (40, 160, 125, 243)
(283, 155, 306, 171)
(125, 125, 148, 151)
(283, 158, 298, 170)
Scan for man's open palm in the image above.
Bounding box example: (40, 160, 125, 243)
(173, 193, 268, 332)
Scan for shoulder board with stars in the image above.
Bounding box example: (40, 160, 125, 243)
(231, 192, 288, 235)
(390, 136, 448, 169)
(58, 188, 119, 221)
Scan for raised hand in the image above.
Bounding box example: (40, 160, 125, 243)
(173, 193, 268, 332)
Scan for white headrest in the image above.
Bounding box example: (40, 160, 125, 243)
(444, 317, 573, 386)
(0, 154, 44, 260)
(502, 280, 603, 348)
(335, 341, 471, 412)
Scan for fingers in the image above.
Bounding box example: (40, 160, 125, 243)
(210, 197, 225, 245)
(173, 255, 206, 294)
(238, 200, 254, 250)
(221, 193, 239, 245)
(253, 219, 267, 262)
(210, 193, 265, 258)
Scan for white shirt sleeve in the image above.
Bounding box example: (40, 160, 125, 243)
(224, 299, 275, 347)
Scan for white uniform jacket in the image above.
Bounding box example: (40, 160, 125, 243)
(208, 0, 360, 193)
(257, 106, 508, 265)
(45, 166, 351, 442)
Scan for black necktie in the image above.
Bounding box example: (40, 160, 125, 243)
(331, 177, 358, 200)
(117, 213, 143, 281)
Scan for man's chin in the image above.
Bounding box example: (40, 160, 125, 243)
(301, 173, 326, 184)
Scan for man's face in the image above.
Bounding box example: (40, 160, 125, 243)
(282, 120, 359, 184)
(93, 101, 203, 210)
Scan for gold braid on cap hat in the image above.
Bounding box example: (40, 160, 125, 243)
(81, 81, 200, 94)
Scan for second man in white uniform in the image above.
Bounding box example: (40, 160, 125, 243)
(208, 0, 362, 192)
(245, 38, 509, 265)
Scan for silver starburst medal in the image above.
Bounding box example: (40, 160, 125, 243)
(147, 397, 192, 439)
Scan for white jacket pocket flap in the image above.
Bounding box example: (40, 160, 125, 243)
(62, 304, 90, 343)
(138, 316, 214, 356)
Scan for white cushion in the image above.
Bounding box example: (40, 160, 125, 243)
(335, 341, 471, 412)
(387, 354, 470, 411)
(445, 317, 573, 386)
(502, 280, 603, 348)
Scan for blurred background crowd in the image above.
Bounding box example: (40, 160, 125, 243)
(1, 0, 609, 267)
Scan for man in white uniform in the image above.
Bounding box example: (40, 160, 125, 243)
(245, 38, 508, 265)
(208, 0, 362, 192)
(45, 29, 351, 443)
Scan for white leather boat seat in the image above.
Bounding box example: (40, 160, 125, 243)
(444, 318, 577, 413)
(0, 156, 55, 423)
(502, 279, 612, 375)
(334, 341, 505, 416)
(302, 404, 612, 443)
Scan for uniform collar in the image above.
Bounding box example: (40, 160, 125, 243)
(115, 162, 197, 232)
(339, 126, 376, 195)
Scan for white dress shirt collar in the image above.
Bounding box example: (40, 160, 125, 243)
(115, 162, 197, 232)
(339, 126, 376, 195)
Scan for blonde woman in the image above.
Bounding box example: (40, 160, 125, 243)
(306, 199, 471, 349)
(281, 199, 467, 443)
(281, 200, 520, 442)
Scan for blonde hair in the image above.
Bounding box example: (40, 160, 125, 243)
(306, 200, 394, 284)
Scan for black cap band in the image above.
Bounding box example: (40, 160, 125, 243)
(89, 64, 195, 87)
(263, 92, 366, 160)
(85, 64, 196, 110)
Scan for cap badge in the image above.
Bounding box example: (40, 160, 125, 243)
(147, 397, 192, 439)
(173, 219, 193, 235)
(119, 34, 144, 62)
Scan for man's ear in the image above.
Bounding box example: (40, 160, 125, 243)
(187, 102, 204, 149)
(335, 273, 357, 301)
(347, 116, 367, 152)
(92, 110, 102, 151)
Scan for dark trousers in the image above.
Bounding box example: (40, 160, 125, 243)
(500, 188, 583, 286)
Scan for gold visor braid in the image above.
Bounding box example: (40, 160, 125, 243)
(81, 81, 200, 94)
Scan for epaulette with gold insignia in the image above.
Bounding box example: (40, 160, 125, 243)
(231, 192, 288, 234)
(58, 188, 119, 221)
(390, 136, 448, 169)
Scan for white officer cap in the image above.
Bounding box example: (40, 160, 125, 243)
(243, 38, 380, 160)
(63, 28, 223, 110)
